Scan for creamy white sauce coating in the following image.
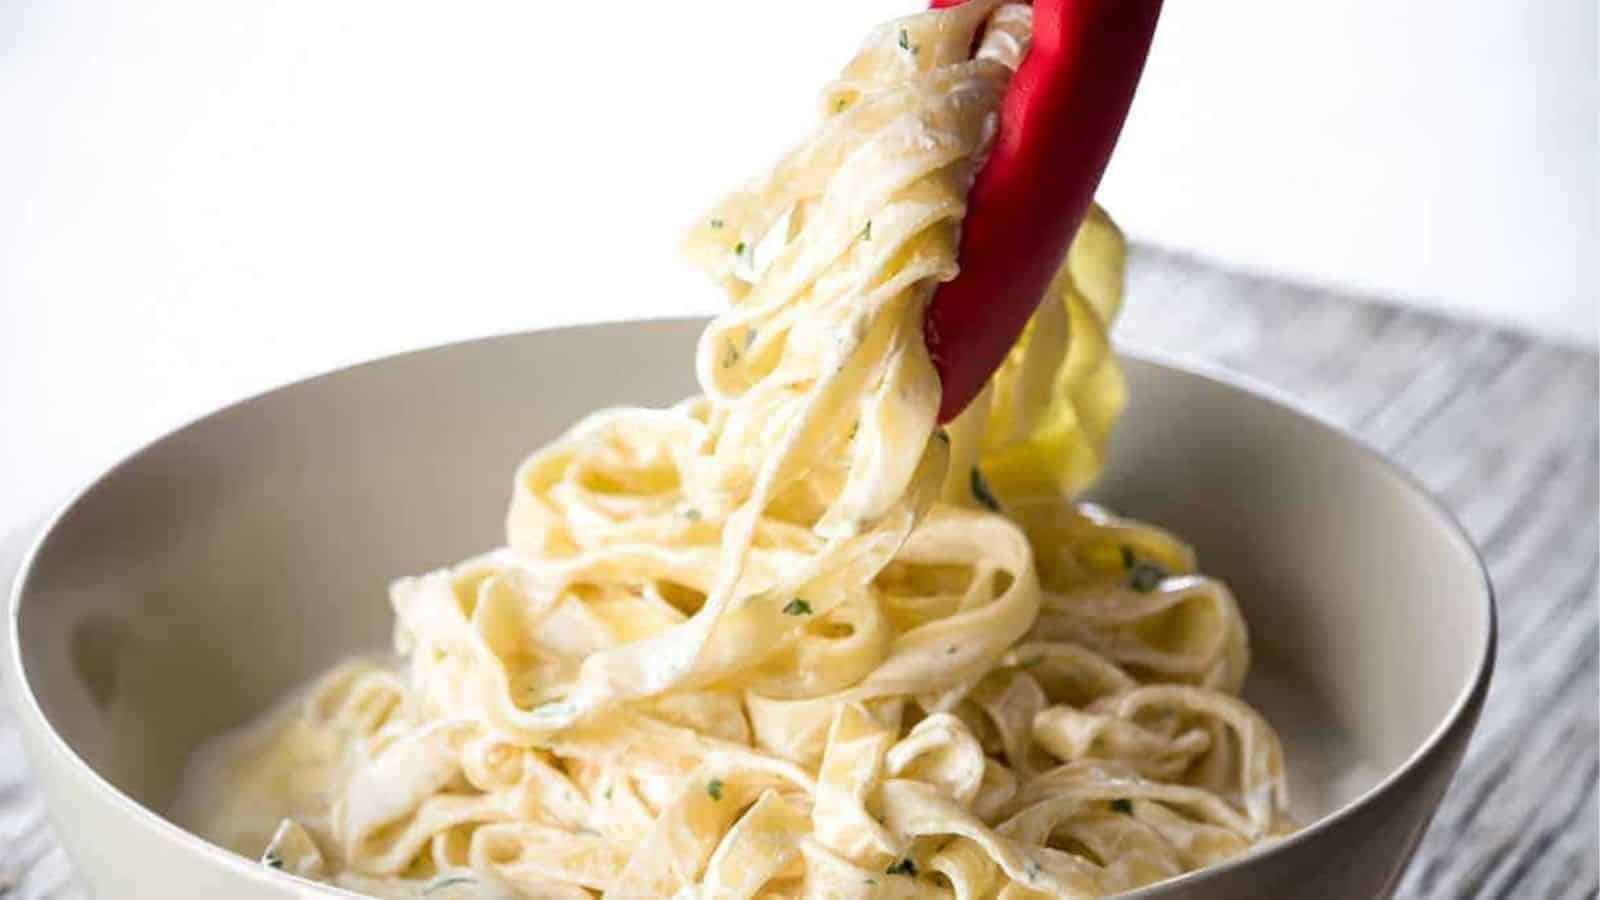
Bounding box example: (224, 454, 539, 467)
(174, 4, 1294, 897)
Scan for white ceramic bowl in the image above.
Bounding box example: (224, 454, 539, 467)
(3, 319, 1493, 899)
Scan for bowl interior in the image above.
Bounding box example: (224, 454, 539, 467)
(10, 319, 1490, 842)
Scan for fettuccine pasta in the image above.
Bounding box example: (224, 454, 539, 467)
(173, 4, 1292, 897)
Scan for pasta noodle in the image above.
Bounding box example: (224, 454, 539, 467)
(173, 3, 1293, 897)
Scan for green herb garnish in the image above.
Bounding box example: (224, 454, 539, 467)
(262, 851, 284, 870)
(897, 28, 914, 53)
(1128, 561, 1167, 593)
(707, 778, 724, 801)
(1111, 797, 1134, 814)
(1020, 655, 1044, 669)
(709, 217, 724, 230)
(783, 598, 813, 616)
(734, 241, 747, 256)
(1120, 545, 1167, 592)
(886, 857, 918, 876)
(683, 507, 702, 521)
(970, 467, 1001, 512)
(862, 220, 872, 241)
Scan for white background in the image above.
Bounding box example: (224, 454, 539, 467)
(2, 0, 1596, 525)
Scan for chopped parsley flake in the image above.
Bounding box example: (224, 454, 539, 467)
(862, 220, 872, 241)
(897, 28, 915, 53)
(734, 241, 747, 256)
(783, 598, 813, 616)
(262, 851, 284, 870)
(934, 428, 950, 444)
(1111, 797, 1135, 814)
(1120, 545, 1167, 592)
(947, 645, 958, 655)
(970, 467, 1001, 512)
(1020, 655, 1044, 669)
(1128, 561, 1167, 593)
(709, 217, 724, 230)
(707, 778, 724, 801)
(1024, 858, 1042, 880)
(604, 787, 614, 800)
(864, 878, 878, 886)
(424, 876, 478, 895)
(683, 507, 702, 521)
(886, 857, 918, 876)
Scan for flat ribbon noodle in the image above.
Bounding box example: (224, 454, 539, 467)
(172, 4, 1296, 897)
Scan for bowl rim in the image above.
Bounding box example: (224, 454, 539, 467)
(1110, 348, 1497, 896)
(3, 317, 1496, 898)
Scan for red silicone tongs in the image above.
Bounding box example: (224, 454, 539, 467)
(925, 0, 1164, 422)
